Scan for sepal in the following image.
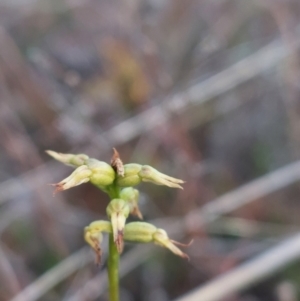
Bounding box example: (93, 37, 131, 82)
(46, 150, 89, 167)
(51, 165, 92, 193)
(139, 165, 184, 189)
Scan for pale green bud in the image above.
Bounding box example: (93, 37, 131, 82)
(124, 222, 157, 242)
(86, 159, 116, 186)
(116, 164, 184, 189)
(84, 220, 112, 265)
(120, 187, 142, 219)
(106, 199, 130, 253)
(124, 222, 190, 259)
(116, 164, 142, 187)
(46, 150, 89, 167)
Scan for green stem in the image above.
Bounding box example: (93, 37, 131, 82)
(108, 233, 119, 301)
(100, 182, 121, 300)
(107, 183, 121, 200)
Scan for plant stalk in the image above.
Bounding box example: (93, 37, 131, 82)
(108, 233, 119, 301)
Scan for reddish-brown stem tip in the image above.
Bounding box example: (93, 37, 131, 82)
(111, 148, 124, 177)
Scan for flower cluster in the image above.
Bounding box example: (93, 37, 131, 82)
(47, 149, 189, 264)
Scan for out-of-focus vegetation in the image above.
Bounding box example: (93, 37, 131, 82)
(1, 0, 300, 300)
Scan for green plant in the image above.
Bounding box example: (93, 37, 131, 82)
(47, 149, 190, 301)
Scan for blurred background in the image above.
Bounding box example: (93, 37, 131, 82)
(1, 0, 300, 300)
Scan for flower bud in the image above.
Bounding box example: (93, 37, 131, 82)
(120, 187, 143, 219)
(84, 221, 112, 265)
(116, 164, 184, 189)
(86, 159, 116, 187)
(124, 222, 190, 259)
(46, 150, 89, 167)
(106, 199, 130, 253)
(116, 164, 142, 187)
(124, 222, 157, 242)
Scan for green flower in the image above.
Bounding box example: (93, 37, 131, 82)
(84, 221, 112, 265)
(124, 222, 191, 259)
(116, 164, 184, 189)
(106, 199, 131, 253)
(51, 159, 115, 193)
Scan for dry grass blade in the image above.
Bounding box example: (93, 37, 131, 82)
(98, 31, 300, 146)
(174, 233, 300, 301)
(10, 247, 92, 301)
(180, 160, 300, 234)
(0, 31, 299, 206)
(63, 244, 155, 301)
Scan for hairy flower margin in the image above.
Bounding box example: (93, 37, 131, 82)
(47, 149, 191, 264)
